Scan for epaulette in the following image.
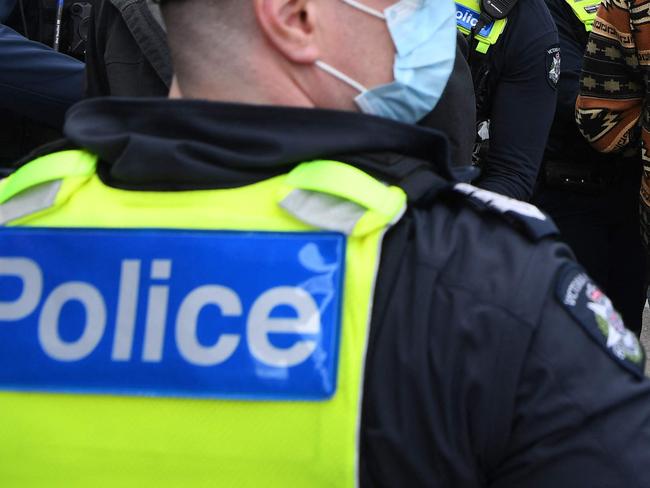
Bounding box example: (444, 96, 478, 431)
(451, 183, 559, 241)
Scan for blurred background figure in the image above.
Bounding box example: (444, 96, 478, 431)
(456, 0, 559, 201)
(534, 0, 646, 335)
(0, 0, 85, 173)
(85, 0, 171, 97)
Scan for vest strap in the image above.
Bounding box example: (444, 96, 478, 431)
(285, 161, 405, 219)
(0, 180, 61, 225)
(280, 160, 406, 235)
(280, 190, 367, 235)
(0, 150, 96, 205)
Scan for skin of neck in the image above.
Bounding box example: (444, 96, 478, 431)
(168, 43, 320, 109)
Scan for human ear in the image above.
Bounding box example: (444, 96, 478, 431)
(254, 0, 320, 64)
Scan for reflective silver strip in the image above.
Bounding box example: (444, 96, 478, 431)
(0, 180, 61, 225)
(280, 189, 367, 235)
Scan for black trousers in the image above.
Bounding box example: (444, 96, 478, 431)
(534, 164, 647, 336)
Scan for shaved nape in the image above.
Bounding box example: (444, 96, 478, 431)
(160, 0, 256, 95)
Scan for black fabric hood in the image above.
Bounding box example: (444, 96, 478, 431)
(64, 97, 456, 196)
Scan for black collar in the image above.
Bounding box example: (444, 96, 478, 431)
(64, 97, 456, 200)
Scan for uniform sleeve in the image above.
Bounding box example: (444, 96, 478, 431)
(575, 3, 644, 153)
(84, 0, 171, 98)
(488, 263, 650, 487)
(475, 15, 558, 201)
(548, 3, 584, 147)
(84, 0, 111, 98)
(0, 23, 84, 128)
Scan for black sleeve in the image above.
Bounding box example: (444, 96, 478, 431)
(488, 263, 650, 487)
(84, 0, 112, 97)
(84, 0, 170, 98)
(543, 0, 597, 160)
(0, 23, 84, 127)
(475, 7, 559, 201)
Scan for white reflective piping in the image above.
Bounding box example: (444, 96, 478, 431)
(454, 183, 547, 221)
(280, 189, 367, 235)
(0, 180, 61, 225)
(341, 0, 386, 19)
(315, 61, 368, 94)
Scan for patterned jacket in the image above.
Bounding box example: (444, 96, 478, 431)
(575, 0, 650, 245)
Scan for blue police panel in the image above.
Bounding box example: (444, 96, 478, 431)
(455, 3, 495, 37)
(0, 228, 346, 400)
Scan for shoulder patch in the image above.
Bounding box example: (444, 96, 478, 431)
(556, 265, 646, 379)
(453, 183, 558, 240)
(546, 45, 561, 90)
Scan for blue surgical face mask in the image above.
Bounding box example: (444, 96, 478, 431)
(315, 0, 456, 124)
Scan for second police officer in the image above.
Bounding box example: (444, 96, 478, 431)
(455, 0, 560, 201)
(533, 0, 647, 335)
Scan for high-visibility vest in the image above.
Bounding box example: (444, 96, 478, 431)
(455, 0, 508, 53)
(564, 0, 601, 31)
(0, 150, 406, 487)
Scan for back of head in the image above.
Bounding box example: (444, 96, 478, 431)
(160, 0, 258, 98)
(160, 0, 402, 112)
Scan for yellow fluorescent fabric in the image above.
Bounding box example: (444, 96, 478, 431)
(0, 151, 406, 488)
(455, 0, 508, 53)
(564, 0, 600, 31)
(0, 150, 96, 204)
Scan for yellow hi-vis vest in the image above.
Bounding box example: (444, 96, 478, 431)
(455, 0, 508, 53)
(0, 150, 406, 488)
(564, 0, 600, 31)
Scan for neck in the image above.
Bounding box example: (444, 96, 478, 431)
(171, 56, 317, 108)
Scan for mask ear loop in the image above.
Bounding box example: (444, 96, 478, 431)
(340, 0, 386, 19)
(315, 61, 368, 94)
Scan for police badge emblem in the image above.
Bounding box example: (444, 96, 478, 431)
(546, 46, 561, 89)
(557, 265, 646, 379)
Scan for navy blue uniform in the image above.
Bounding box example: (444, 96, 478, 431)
(57, 97, 650, 486)
(0, 23, 83, 128)
(85, 0, 171, 97)
(0, 0, 14, 20)
(473, 0, 558, 201)
(0, 0, 84, 172)
(533, 0, 647, 334)
(0, 5, 83, 128)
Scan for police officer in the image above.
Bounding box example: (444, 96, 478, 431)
(533, 0, 646, 335)
(0, 0, 84, 172)
(1, 1, 649, 486)
(455, 0, 559, 200)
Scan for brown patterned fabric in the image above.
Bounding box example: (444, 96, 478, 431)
(576, 0, 650, 246)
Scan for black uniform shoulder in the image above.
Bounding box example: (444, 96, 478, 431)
(407, 183, 568, 327)
(363, 183, 599, 486)
(509, 0, 557, 39)
(395, 182, 647, 381)
(493, 0, 558, 64)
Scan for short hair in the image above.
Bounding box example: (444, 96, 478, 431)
(160, 0, 256, 92)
